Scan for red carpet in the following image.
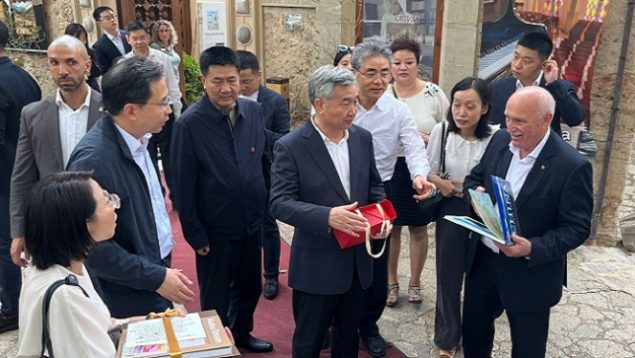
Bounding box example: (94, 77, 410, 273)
(168, 201, 404, 357)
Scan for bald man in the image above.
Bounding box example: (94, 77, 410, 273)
(461, 87, 593, 358)
(10, 35, 102, 267)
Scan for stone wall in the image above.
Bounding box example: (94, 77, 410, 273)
(589, 0, 635, 246)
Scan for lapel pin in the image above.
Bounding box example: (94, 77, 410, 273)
(250, 146, 256, 153)
(541, 165, 546, 170)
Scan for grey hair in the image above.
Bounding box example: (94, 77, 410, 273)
(351, 41, 392, 70)
(309, 65, 357, 105)
(48, 35, 88, 60)
(516, 86, 556, 120)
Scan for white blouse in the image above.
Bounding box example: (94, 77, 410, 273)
(427, 121, 499, 182)
(388, 82, 449, 134)
(18, 264, 115, 358)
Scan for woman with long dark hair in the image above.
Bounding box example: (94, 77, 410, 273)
(427, 77, 498, 358)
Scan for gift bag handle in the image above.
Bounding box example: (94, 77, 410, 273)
(356, 203, 392, 259)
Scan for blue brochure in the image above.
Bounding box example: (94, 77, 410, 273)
(443, 176, 519, 246)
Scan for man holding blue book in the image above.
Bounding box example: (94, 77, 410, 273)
(462, 86, 593, 358)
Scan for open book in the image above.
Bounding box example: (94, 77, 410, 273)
(444, 175, 519, 245)
(116, 310, 238, 358)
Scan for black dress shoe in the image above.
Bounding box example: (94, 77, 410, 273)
(263, 278, 279, 300)
(0, 313, 18, 334)
(235, 334, 274, 353)
(362, 334, 387, 357)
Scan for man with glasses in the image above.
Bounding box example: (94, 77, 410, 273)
(124, 21, 183, 202)
(67, 57, 195, 318)
(10, 36, 102, 276)
(351, 42, 435, 357)
(92, 6, 131, 75)
(237, 50, 290, 300)
(171, 46, 273, 353)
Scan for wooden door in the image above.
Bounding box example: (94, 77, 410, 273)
(116, 0, 192, 55)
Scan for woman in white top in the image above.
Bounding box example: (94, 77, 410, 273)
(17, 172, 123, 358)
(151, 20, 181, 83)
(427, 77, 497, 358)
(385, 37, 449, 307)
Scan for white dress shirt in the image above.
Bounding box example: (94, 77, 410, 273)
(516, 71, 544, 90)
(239, 91, 259, 102)
(505, 129, 551, 199)
(125, 48, 183, 116)
(311, 116, 351, 198)
(56, 89, 91, 167)
(482, 129, 550, 253)
(354, 92, 431, 182)
(105, 30, 126, 56)
(115, 125, 174, 259)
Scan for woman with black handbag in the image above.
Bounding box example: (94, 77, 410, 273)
(426, 77, 498, 358)
(17, 172, 124, 358)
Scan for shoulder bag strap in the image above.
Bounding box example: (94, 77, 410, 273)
(391, 85, 399, 99)
(440, 121, 447, 174)
(41, 274, 90, 358)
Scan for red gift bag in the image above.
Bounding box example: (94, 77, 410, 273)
(333, 200, 397, 258)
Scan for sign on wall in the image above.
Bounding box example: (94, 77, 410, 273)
(197, 0, 228, 53)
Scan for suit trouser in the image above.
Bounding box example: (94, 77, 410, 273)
(261, 208, 281, 280)
(359, 236, 390, 339)
(196, 232, 262, 338)
(0, 193, 20, 317)
(292, 269, 366, 358)
(359, 180, 394, 338)
(434, 196, 470, 348)
(462, 243, 550, 358)
(148, 112, 175, 198)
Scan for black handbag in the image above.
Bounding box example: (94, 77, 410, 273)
(40, 274, 89, 358)
(418, 121, 448, 225)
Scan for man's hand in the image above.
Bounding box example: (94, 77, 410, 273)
(11, 237, 29, 267)
(420, 132, 430, 144)
(496, 234, 532, 258)
(197, 245, 210, 256)
(328, 202, 368, 237)
(156, 268, 195, 305)
(413, 176, 437, 201)
(543, 59, 559, 85)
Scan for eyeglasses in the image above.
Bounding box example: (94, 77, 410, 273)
(103, 191, 121, 210)
(100, 14, 117, 22)
(356, 69, 391, 80)
(144, 98, 172, 108)
(338, 45, 354, 53)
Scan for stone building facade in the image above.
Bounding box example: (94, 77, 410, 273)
(4, 0, 635, 248)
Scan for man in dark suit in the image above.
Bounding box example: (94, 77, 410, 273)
(67, 57, 194, 318)
(270, 65, 387, 357)
(489, 31, 583, 136)
(10, 35, 101, 269)
(0, 20, 41, 333)
(92, 6, 131, 75)
(170, 46, 273, 353)
(237, 50, 291, 300)
(462, 86, 593, 358)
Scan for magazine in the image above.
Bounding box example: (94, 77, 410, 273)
(444, 175, 519, 245)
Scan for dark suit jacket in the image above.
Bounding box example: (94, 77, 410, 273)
(67, 115, 170, 318)
(269, 121, 385, 295)
(92, 31, 131, 75)
(489, 77, 584, 135)
(0, 56, 41, 194)
(10, 90, 101, 237)
(171, 96, 268, 250)
(256, 85, 290, 143)
(464, 130, 592, 313)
